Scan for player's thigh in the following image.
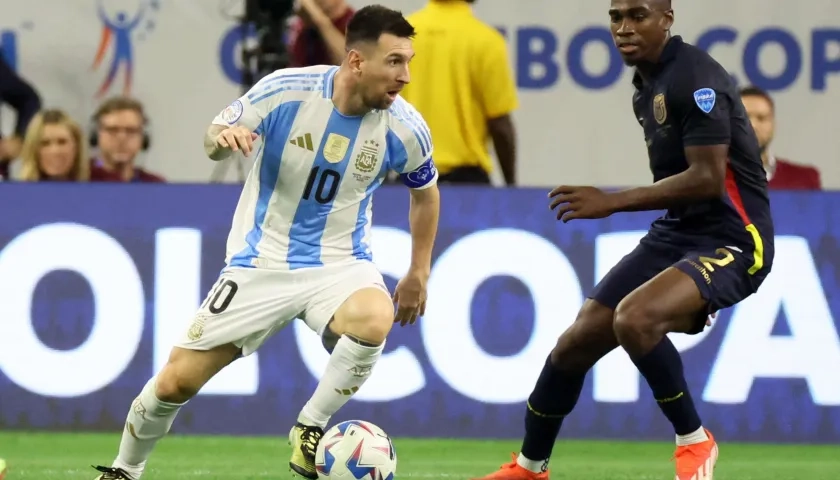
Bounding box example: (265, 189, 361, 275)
(670, 246, 758, 333)
(174, 267, 305, 360)
(589, 241, 682, 312)
(614, 266, 708, 340)
(615, 246, 757, 336)
(302, 262, 393, 344)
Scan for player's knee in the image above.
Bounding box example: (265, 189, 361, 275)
(333, 288, 394, 345)
(154, 364, 202, 403)
(551, 301, 616, 371)
(343, 311, 392, 345)
(613, 296, 665, 340)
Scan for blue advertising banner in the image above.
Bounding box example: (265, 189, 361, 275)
(0, 184, 839, 443)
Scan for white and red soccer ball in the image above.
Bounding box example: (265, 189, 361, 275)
(315, 420, 397, 480)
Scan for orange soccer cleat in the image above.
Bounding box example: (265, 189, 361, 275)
(673, 429, 719, 480)
(471, 453, 550, 480)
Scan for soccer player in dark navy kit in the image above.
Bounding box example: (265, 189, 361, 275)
(473, 1, 774, 480)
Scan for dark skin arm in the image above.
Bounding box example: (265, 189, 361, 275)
(549, 144, 728, 222)
(487, 115, 516, 185)
(0, 56, 41, 137)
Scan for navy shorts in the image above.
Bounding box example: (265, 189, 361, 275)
(590, 240, 767, 326)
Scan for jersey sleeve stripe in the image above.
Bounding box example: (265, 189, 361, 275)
(389, 101, 432, 157)
(248, 79, 323, 102)
(255, 72, 325, 90)
(248, 75, 322, 98)
(249, 83, 324, 104)
(406, 108, 433, 153)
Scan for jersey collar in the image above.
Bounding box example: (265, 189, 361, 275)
(323, 66, 339, 99)
(657, 35, 683, 64)
(631, 35, 684, 89)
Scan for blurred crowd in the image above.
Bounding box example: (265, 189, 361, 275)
(0, 0, 823, 189)
(0, 58, 164, 183)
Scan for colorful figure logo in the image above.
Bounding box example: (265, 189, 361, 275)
(91, 0, 159, 98)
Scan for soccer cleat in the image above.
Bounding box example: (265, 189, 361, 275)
(92, 465, 135, 480)
(288, 422, 324, 479)
(471, 453, 550, 480)
(674, 429, 719, 480)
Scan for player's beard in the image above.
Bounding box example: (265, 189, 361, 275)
(364, 92, 391, 111)
(618, 51, 644, 66)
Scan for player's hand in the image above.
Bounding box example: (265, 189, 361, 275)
(216, 126, 259, 156)
(548, 185, 616, 223)
(392, 269, 428, 327)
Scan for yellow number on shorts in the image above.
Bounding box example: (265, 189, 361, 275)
(698, 248, 734, 272)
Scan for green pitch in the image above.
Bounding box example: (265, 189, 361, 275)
(1, 431, 838, 479)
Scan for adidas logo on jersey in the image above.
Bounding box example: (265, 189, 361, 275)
(290, 133, 314, 151)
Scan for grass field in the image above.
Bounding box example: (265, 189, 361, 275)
(1, 431, 838, 479)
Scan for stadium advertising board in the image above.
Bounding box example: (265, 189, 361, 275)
(0, 184, 839, 443)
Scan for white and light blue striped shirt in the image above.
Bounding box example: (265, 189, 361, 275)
(212, 65, 437, 270)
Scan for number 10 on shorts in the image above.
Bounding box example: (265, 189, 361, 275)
(200, 278, 239, 314)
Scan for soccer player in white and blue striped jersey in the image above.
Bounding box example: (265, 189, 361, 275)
(92, 6, 439, 480)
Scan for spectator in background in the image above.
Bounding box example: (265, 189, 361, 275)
(90, 96, 164, 182)
(402, 0, 518, 185)
(17, 109, 90, 182)
(0, 54, 42, 180)
(288, 0, 354, 67)
(740, 86, 821, 190)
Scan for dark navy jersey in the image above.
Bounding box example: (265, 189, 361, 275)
(632, 36, 774, 276)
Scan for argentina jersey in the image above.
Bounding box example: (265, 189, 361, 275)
(211, 65, 438, 270)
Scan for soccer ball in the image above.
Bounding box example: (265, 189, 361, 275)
(315, 420, 397, 480)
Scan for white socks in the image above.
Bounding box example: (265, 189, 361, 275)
(676, 426, 709, 446)
(517, 454, 549, 474)
(298, 335, 383, 429)
(112, 377, 185, 479)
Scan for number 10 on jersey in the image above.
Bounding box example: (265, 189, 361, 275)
(302, 166, 341, 204)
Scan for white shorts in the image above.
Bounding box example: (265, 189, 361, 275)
(175, 261, 389, 356)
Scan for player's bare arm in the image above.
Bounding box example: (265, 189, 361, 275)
(548, 146, 728, 222)
(407, 184, 439, 272)
(605, 143, 727, 211)
(203, 124, 258, 161)
(393, 184, 440, 327)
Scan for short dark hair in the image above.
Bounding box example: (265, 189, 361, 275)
(739, 85, 774, 111)
(345, 5, 415, 48)
(94, 96, 148, 123)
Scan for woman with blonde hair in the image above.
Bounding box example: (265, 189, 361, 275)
(18, 109, 90, 181)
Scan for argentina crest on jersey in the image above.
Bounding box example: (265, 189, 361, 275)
(351, 139, 380, 182)
(693, 88, 716, 114)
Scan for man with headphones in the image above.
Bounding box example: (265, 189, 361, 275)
(89, 96, 164, 182)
